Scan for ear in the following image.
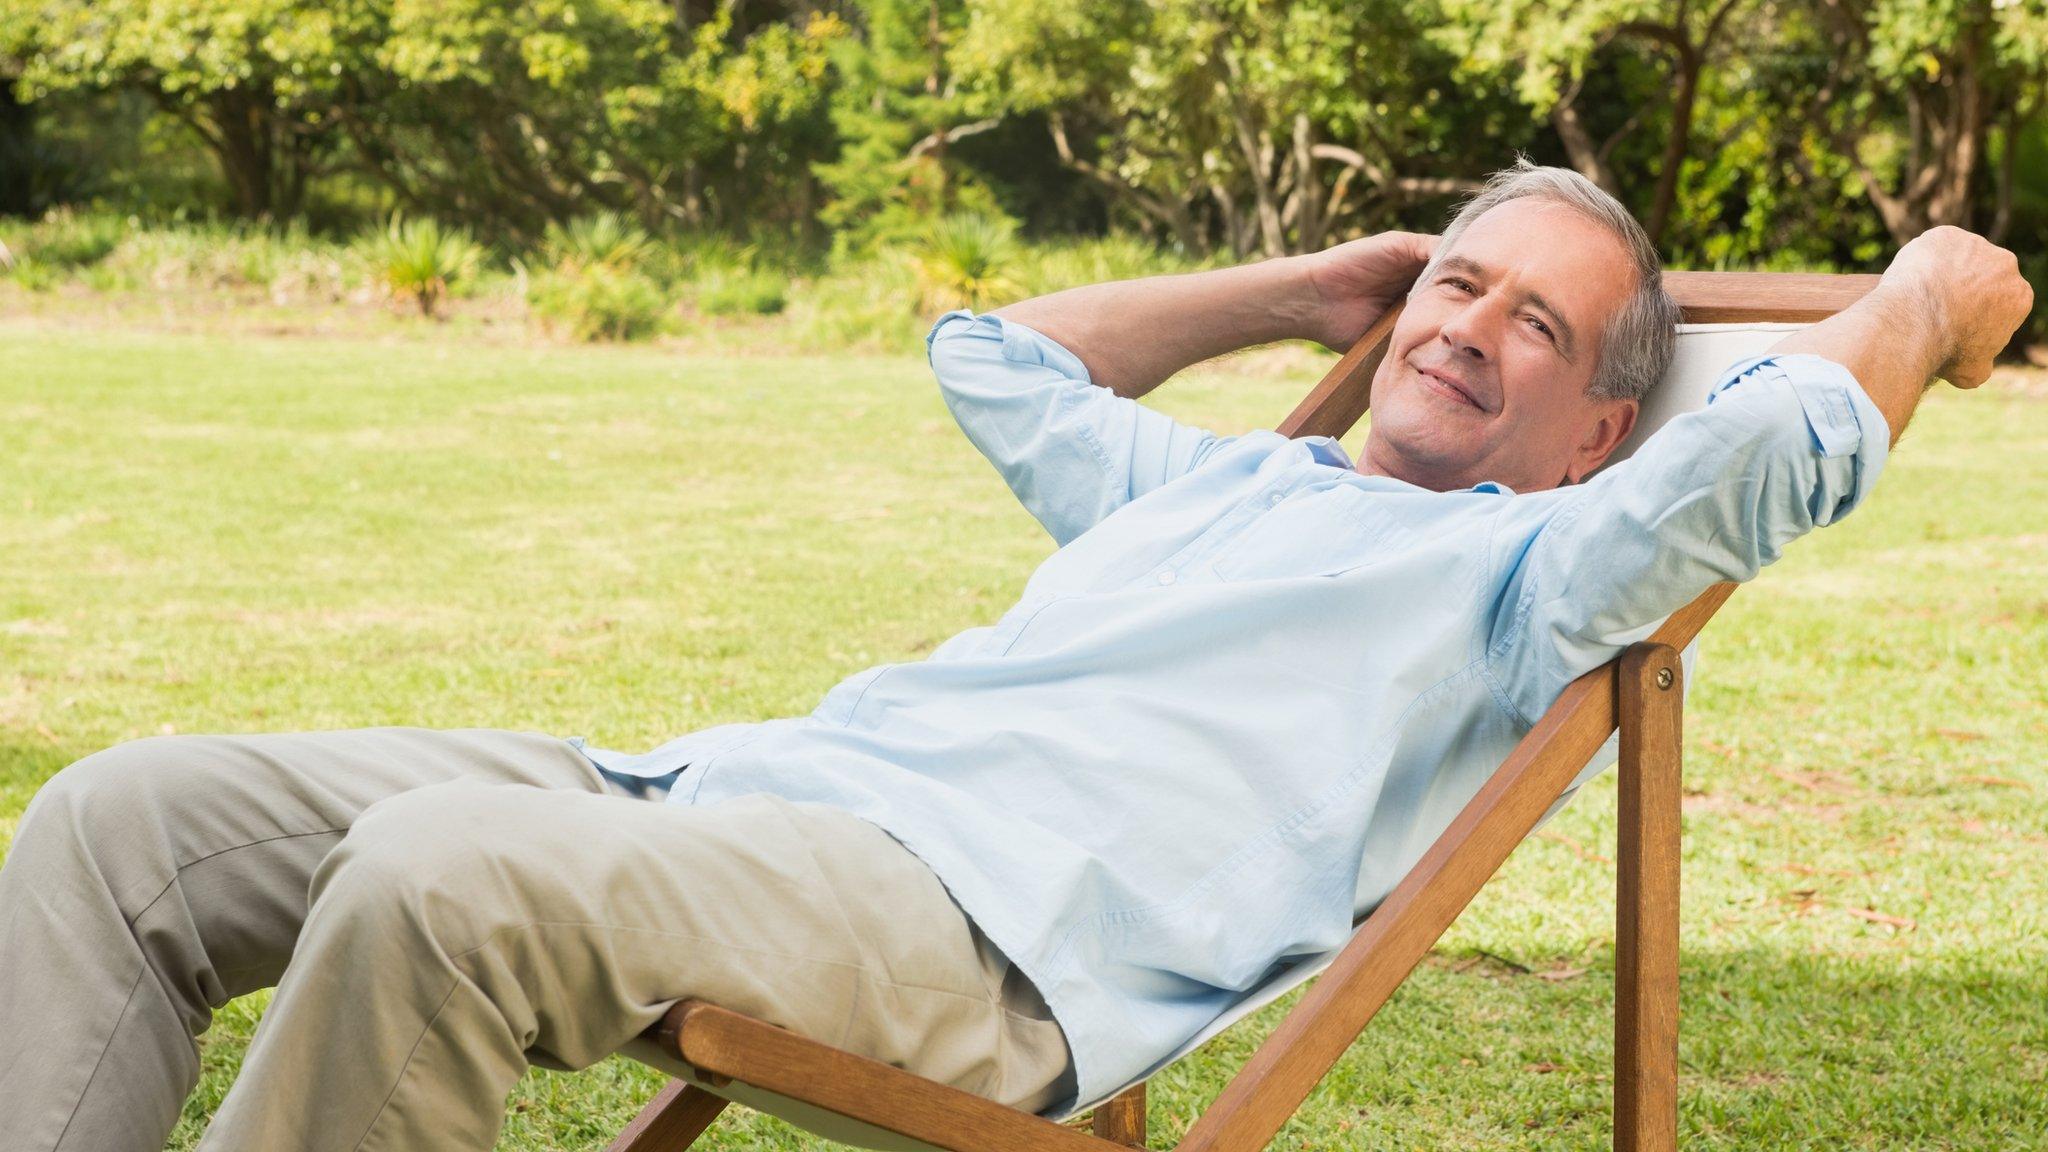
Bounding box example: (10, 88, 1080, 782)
(1565, 399, 1639, 484)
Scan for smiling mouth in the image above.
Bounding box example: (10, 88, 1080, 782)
(1416, 366, 1486, 412)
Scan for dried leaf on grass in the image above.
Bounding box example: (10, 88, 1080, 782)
(1842, 907, 1916, 931)
(1768, 767, 1862, 795)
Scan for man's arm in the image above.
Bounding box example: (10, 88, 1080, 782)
(1487, 227, 2030, 724)
(991, 232, 1435, 399)
(927, 311, 1229, 546)
(937, 231, 1437, 544)
(1767, 226, 2034, 445)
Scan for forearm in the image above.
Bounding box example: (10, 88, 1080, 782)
(1765, 284, 1951, 448)
(990, 257, 1322, 399)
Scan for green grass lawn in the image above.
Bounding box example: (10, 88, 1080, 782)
(2, 320, 2044, 1150)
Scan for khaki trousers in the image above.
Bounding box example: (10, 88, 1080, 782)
(0, 727, 1074, 1152)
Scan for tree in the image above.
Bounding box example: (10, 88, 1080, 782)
(948, 0, 1514, 257)
(1793, 0, 2046, 242)
(0, 0, 373, 218)
(359, 0, 847, 237)
(1434, 0, 1758, 246)
(0, 56, 34, 216)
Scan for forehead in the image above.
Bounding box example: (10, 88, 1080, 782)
(1444, 197, 1636, 319)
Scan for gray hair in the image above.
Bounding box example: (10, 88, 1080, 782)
(1414, 158, 1679, 403)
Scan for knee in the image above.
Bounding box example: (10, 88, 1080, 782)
(19, 735, 234, 846)
(306, 782, 542, 948)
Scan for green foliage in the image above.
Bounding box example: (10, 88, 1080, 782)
(528, 263, 669, 341)
(910, 212, 1022, 312)
(693, 266, 788, 316)
(1017, 232, 1207, 296)
(542, 212, 656, 274)
(1, 208, 127, 269)
(357, 213, 483, 318)
(0, 0, 2042, 298)
(0, 0, 369, 216)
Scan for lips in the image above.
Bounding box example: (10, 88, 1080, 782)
(1415, 364, 1488, 412)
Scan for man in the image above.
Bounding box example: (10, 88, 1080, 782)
(0, 163, 2029, 1152)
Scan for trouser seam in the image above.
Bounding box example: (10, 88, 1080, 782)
(51, 965, 149, 1152)
(348, 975, 464, 1152)
(126, 827, 349, 929)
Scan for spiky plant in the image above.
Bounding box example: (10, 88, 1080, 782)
(911, 213, 1023, 313)
(358, 213, 483, 318)
(542, 211, 655, 274)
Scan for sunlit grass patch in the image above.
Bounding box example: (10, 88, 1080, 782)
(2, 325, 2042, 1150)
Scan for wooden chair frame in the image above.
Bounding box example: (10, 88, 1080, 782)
(604, 272, 1879, 1152)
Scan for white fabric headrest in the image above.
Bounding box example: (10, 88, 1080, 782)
(1601, 322, 1806, 468)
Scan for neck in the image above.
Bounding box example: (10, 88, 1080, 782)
(1356, 436, 1471, 493)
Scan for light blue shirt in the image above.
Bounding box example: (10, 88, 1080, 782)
(572, 310, 1889, 1112)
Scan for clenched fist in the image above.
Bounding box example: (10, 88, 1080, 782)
(1879, 226, 2034, 390)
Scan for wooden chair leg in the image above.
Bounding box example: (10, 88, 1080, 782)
(1091, 1082, 1147, 1147)
(605, 1079, 729, 1152)
(1615, 644, 1683, 1152)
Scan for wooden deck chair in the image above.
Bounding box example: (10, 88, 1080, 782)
(603, 271, 1880, 1152)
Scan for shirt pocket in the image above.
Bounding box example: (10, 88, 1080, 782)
(1210, 483, 1410, 582)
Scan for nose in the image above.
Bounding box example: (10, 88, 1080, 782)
(1437, 298, 1498, 363)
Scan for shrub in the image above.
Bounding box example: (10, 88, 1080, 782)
(778, 254, 925, 352)
(22, 209, 126, 269)
(695, 266, 788, 316)
(528, 263, 669, 341)
(357, 213, 483, 318)
(542, 211, 654, 274)
(911, 213, 1022, 313)
(4, 253, 60, 292)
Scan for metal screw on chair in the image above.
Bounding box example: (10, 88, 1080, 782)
(1655, 667, 1674, 690)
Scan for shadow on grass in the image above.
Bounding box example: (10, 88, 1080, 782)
(149, 943, 2048, 1150)
(1151, 944, 2046, 1151)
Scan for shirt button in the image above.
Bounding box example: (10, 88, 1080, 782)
(1268, 491, 1285, 505)
(1156, 569, 1177, 585)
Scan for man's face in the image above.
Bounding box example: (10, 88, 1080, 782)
(1360, 197, 1642, 493)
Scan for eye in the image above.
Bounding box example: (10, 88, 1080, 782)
(1440, 276, 1476, 294)
(1525, 314, 1555, 342)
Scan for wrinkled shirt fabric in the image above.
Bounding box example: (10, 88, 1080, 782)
(570, 310, 1889, 1112)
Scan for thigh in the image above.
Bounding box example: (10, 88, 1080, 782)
(18, 726, 606, 995)
(336, 784, 1070, 1107)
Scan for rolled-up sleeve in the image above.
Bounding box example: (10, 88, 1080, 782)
(927, 309, 1228, 546)
(1487, 353, 1891, 724)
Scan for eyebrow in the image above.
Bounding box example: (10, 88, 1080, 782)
(1435, 254, 1579, 362)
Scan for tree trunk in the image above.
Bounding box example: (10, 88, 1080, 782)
(1642, 54, 1696, 247)
(208, 90, 276, 219)
(1292, 113, 1325, 254)
(0, 80, 35, 216)
(1551, 91, 1624, 198)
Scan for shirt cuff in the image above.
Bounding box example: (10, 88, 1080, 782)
(925, 309, 1096, 384)
(1707, 351, 1892, 523)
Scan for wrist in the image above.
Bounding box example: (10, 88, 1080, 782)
(1869, 278, 1958, 386)
(1236, 254, 1328, 346)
